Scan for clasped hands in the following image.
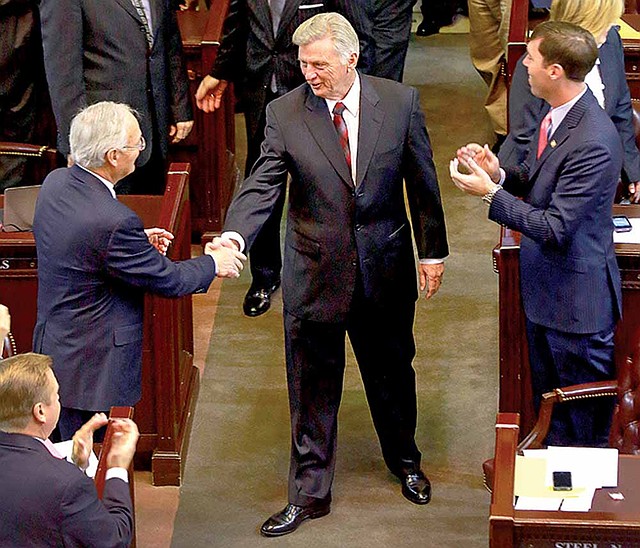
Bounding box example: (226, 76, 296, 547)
(449, 143, 501, 196)
(71, 413, 139, 471)
(204, 236, 247, 279)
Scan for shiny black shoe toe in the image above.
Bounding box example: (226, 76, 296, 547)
(400, 469, 432, 505)
(260, 503, 330, 537)
(416, 20, 441, 36)
(243, 282, 280, 317)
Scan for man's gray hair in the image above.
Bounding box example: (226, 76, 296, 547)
(292, 12, 359, 62)
(69, 102, 138, 168)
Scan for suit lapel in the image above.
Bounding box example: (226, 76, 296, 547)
(254, 0, 276, 42)
(356, 75, 384, 187)
(303, 88, 353, 187)
(112, 0, 142, 25)
(150, 0, 161, 45)
(528, 91, 592, 180)
(276, 0, 299, 41)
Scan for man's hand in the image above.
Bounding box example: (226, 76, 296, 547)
(195, 76, 228, 113)
(450, 156, 499, 197)
(71, 413, 109, 470)
(0, 304, 10, 341)
(456, 143, 501, 183)
(169, 120, 194, 143)
(105, 419, 140, 470)
(419, 262, 444, 299)
(204, 238, 246, 278)
(629, 182, 640, 204)
(145, 227, 174, 255)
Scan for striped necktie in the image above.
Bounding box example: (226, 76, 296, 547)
(536, 112, 552, 159)
(131, 0, 153, 49)
(332, 102, 352, 173)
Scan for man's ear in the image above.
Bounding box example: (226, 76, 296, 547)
(105, 149, 119, 167)
(547, 63, 564, 81)
(347, 52, 358, 71)
(32, 402, 46, 424)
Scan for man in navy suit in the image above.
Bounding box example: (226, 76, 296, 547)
(32, 102, 246, 441)
(0, 353, 137, 547)
(451, 21, 622, 446)
(220, 12, 448, 536)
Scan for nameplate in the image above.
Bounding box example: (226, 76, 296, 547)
(0, 258, 38, 270)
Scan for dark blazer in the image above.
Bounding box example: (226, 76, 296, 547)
(491, 90, 623, 334)
(211, 0, 327, 137)
(499, 27, 640, 183)
(224, 73, 449, 322)
(32, 165, 215, 410)
(0, 430, 133, 547)
(39, 0, 192, 163)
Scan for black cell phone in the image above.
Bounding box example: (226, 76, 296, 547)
(613, 215, 633, 233)
(552, 471, 573, 491)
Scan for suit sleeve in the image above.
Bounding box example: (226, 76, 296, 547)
(402, 87, 449, 259)
(105, 211, 215, 297)
(60, 474, 133, 548)
(223, 102, 289, 249)
(39, 0, 86, 156)
(490, 140, 615, 249)
(498, 56, 546, 168)
(209, 0, 247, 82)
(165, 2, 193, 123)
(605, 28, 640, 183)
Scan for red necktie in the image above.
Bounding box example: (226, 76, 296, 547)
(536, 112, 552, 159)
(332, 102, 352, 173)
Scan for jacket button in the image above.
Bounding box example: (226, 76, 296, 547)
(355, 224, 362, 232)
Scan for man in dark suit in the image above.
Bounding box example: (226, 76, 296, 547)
(0, 353, 137, 547)
(33, 102, 246, 441)
(219, 12, 448, 536)
(38, 0, 193, 194)
(195, 0, 329, 317)
(333, 0, 416, 82)
(451, 21, 622, 446)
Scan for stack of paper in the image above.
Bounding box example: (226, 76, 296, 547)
(513, 446, 618, 512)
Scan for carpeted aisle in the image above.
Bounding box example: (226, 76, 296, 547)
(173, 32, 500, 547)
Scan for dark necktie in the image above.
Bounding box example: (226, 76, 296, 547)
(536, 112, 552, 159)
(131, 0, 153, 49)
(332, 102, 351, 173)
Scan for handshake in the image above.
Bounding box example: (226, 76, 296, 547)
(204, 236, 247, 279)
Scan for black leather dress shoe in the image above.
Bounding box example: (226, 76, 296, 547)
(400, 469, 432, 505)
(243, 282, 280, 317)
(260, 503, 331, 537)
(416, 20, 441, 37)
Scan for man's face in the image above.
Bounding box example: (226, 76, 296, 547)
(116, 114, 143, 181)
(41, 369, 61, 438)
(523, 38, 551, 100)
(298, 35, 356, 100)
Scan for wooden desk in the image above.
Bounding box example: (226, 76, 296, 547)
(494, 205, 640, 437)
(490, 413, 640, 547)
(0, 164, 200, 486)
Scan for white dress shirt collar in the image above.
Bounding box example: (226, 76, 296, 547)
(547, 85, 588, 139)
(77, 164, 117, 199)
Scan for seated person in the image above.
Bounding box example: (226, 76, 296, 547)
(0, 353, 137, 547)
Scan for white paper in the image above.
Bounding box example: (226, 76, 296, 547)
(545, 446, 618, 488)
(560, 487, 596, 512)
(613, 217, 640, 244)
(515, 496, 562, 511)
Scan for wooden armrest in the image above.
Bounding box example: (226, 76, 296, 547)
(2, 333, 16, 359)
(518, 380, 618, 451)
(94, 406, 135, 499)
(0, 142, 55, 157)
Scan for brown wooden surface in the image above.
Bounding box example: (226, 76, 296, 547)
(0, 164, 199, 486)
(173, 0, 237, 239)
(490, 414, 640, 547)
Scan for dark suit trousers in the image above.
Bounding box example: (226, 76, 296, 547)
(284, 279, 421, 506)
(526, 319, 616, 447)
(244, 91, 286, 289)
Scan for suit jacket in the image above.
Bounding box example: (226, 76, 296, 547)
(39, 0, 192, 163)
(32, 165, 215, 410)
(211, 0, 327, 134)
(224, 74, 449, 322)
(0, 431, 133, 547)
(499, 27, 640, 183)
(491, 90, 623, 334)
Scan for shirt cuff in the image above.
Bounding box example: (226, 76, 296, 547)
(106, 467, 129, 483)
(221, 231, 246, 252)
(498, 168, 506, 186)
(419, 258, 445, 264)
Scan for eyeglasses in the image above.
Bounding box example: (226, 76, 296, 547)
(120, 136, 146, 151)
